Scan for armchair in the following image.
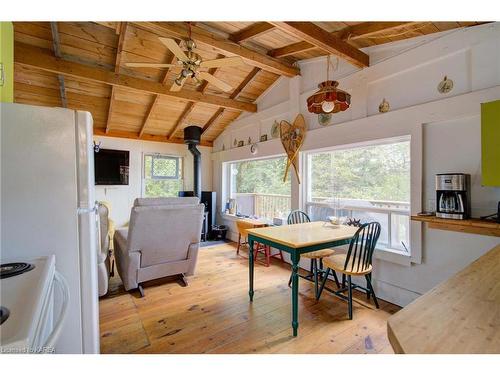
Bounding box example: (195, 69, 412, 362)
(113, 198, 204, 297)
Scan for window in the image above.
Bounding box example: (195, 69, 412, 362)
(143, 154, 183, 197)
(304, 137, 411, 253)
(227, 156, 291, 220)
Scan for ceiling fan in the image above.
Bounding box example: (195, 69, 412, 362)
(125, 37, 245, 92)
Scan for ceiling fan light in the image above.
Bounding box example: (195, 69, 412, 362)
(174, 77, 184, 86)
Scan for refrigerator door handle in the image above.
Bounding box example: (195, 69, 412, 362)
(77, 202, 99, 214)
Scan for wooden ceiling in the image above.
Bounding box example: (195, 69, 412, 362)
(13, 21, 485, 146)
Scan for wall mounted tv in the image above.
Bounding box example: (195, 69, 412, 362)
(94, 149, 130, 185)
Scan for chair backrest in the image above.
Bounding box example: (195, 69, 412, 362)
(134, 197, 199, 207)
(236, 219, 254, 237)
(287, 210, 311, 225)
(344, 222, 381, 273)
(127, 204, 204, 267)
(97, 202, 109, 256)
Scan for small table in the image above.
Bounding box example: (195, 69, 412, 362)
(247, 221, 358, 337)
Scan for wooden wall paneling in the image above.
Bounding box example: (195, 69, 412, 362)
(229, 22, 276, 43)
(140, 53, 192, 138)
(201, 67, 261, 136)
(93, 128, 213, 146)
(270, 22, 369, 67)
(49, 22, 67, 108)
(14, 43, 258, 113)
(268, 22, 413, 58)
(106, 22, 128, 133)
(134, 22, 300, 77)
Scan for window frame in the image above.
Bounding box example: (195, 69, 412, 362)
(141, 153, 184, 197)
(223, 154, 291, 219)
(302, 135, 412, 256)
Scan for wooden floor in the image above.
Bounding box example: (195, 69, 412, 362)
(99, 242, 400, 354)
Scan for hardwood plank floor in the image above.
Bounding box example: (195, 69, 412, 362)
(99, 242, 400, 354)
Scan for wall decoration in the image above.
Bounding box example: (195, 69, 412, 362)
(233, 138, 237, 146)
(318, 113, 332, 126)
(437, 76, 454, 94)
(237, 140, 244, 147)
(222, 144, 225, 151)
(378, 98, 390, 113)
(260, 134, 268, 142)
(247, 137, 252, 145)
(271, 121, 280, 138)
(307, 55, 350, 114)
(280, 114, 306, 184)
(250, 143, 258, 155)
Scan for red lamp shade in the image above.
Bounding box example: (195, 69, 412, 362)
(306, 81, 351, 114)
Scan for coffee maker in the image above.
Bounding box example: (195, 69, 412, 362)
(436, 173, 471, 220)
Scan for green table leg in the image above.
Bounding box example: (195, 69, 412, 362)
(249, 237, 254, 302)
(291, 251, 300, 336)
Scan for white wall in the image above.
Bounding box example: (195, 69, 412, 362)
(93, 136, 212, 227)
(211, 23, 500, 307)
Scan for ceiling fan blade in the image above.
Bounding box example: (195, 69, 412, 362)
(159, 37, 189, 62)
(170, 77, 186, 92)
(200, 56, 244, 69)
(198, 71, 233, 93)
(125, 63, 179, 68)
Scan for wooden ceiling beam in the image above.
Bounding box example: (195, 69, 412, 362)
(49, 22, 67, 108)
(94, 128, 213, 147)
(202, 67, 261, 135)
(134, 22, 299, 77)
(138, 54, 177, 138)
(338, 21, 414, 40)
(229, 22, 275, 43)
(14, 43, 257, 113)
(105, 21, 128, 134)
(269, 22, 413, 58)
(270, 22, 369, 67)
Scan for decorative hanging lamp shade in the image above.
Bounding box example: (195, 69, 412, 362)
(307, 80, 351, 114)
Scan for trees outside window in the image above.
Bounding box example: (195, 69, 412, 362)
(143, 154, 183, 197)
(305, 138, 411, 253)
(229, 156, 291, 220)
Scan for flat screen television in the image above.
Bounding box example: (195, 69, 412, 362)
(94, 148, 129, 185)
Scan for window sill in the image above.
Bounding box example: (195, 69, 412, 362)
(221, 213, 239, 222)
(374, 247, 411, 266)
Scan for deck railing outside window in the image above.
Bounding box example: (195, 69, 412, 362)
(232, 192, 291, 220)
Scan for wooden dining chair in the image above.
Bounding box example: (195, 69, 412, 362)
(317, 222, 381, 319)
(236, 219, 284, 267)
(286, 210, 337, 298)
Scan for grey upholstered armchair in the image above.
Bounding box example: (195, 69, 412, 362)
(113, 197, 204, 297)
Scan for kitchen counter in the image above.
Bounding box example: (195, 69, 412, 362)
(411, 215, 500, 237)
(387, 244, 500, 353)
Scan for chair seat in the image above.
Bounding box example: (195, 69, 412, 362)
(323, 253, 372, 276)
(302, 249, 335, 259)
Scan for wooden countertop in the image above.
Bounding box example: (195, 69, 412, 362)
(411, 215, 500, 237)
(387, 244, 500, 353)
(246, 222, 358, 248)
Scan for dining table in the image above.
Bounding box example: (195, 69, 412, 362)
(246, 221, 358, 337)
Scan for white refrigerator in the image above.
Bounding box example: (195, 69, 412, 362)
(0, 102, 100, 353)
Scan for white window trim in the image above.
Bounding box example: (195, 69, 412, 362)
(301, 135, 413, 266)
(222, 153, 288, 215)
(141, 152, 185, 197)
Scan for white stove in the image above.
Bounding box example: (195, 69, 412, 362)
(0, 255, 68, 353)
